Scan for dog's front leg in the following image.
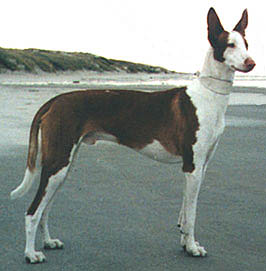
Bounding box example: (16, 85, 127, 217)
(180, 167, 207, 257)
(177, 181, 186, 247)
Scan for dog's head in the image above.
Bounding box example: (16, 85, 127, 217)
(207, 8, 255, 73)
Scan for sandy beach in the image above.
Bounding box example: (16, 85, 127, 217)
(1, 73, 266, 270)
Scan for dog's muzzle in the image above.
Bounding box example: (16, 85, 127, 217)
(232, 57, 256, 73)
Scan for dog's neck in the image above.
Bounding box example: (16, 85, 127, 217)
(199, 48, 235, 95)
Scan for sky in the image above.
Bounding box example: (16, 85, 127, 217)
(1, 0, 265, 75)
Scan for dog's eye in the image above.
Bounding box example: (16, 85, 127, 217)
(228, 43, 235, 48)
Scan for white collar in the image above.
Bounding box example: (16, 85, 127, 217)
(199, 76, 233, 96)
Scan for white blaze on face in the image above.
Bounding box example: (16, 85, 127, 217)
(223, 31, 250, 72)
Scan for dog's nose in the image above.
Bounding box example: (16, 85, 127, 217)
(244, 58, 256, 71)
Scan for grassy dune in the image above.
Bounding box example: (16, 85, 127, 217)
(0, 47, 174, 74)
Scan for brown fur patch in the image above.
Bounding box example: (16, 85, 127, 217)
(35, 88, 200, 172)
(52, 88, 199, 170)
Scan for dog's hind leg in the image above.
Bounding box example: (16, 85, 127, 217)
(40, 197, 64, 250)
(40, 140, 81, 251)
(24, 162, 70, 263)
(24, 139, 80, 264)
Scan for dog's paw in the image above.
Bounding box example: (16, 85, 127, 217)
(25, 251, 46, 264)
(185, 241, 207, 257)
(44, 239, 64, 250)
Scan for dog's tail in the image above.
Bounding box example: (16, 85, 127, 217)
(10, 96, 57, 200)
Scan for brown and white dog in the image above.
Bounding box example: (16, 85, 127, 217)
(11, 8, 255, 263)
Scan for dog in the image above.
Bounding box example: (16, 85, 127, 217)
(10, 8, 255, 263)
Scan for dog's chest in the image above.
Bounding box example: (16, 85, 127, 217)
(187, 83, 229, 144)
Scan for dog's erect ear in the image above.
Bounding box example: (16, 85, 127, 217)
(207, 8, 225, 48)
(233, 9, 248, 36)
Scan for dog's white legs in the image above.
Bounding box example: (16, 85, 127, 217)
(40, 197, 64, 250)
(25, 213, 46, 263)
(178, 138, 218, 256)
(179, 167, 207, 257)
(24, 165, 69, 263)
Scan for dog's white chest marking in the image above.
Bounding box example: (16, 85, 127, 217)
(188, 80, 229, 140)
(186, 80, 230, 167)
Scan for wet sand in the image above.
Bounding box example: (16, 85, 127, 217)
(1, 74, 266, 270)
